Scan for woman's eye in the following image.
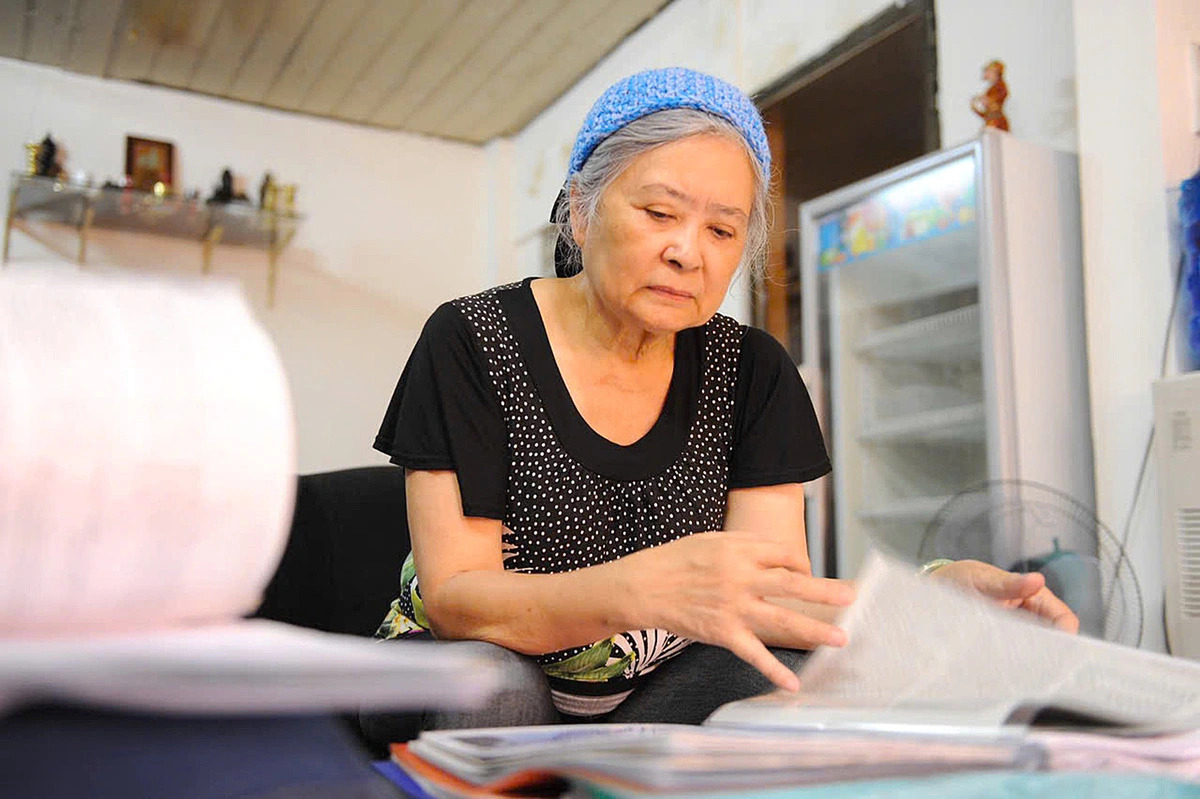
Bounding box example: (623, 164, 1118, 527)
(711, 227, 735, 240)
(646, 209, 670, 221)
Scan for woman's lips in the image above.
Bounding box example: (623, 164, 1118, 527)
(648, 285, 693, 301)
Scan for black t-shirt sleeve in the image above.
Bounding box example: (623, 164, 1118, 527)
(373, 302, 508, 519)
(729, 326, 831, 488)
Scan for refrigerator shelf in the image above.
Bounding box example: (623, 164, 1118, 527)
(830, 226, 980, 308)
(856, 305, 981, 363)
(859, 495, 953, 524)
(859, 403, 986, 444)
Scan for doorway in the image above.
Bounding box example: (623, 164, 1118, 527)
(752, 0, 941, 358)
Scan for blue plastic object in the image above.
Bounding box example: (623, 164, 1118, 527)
(1179, 171, 1200, 370)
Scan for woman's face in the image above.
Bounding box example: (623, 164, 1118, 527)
(574, 133, 756, 334)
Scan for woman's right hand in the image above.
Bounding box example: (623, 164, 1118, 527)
(614, 531, 855, 692)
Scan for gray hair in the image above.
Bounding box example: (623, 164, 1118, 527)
(553, 108, 771, 278)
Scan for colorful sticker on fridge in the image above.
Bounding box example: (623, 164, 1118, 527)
(817, 155, 977, 270)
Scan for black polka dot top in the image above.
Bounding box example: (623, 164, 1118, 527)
(374, 278, 832, 717)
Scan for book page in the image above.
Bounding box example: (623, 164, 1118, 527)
(710, 552, 1200, 730)
(0, 271, 295, 634)
(0, 618, 504, 714)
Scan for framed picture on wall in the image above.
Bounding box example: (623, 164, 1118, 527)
(124, 136, 175, 192)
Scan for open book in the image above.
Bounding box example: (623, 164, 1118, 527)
(709, 551, 1200, 732)
(392, 553, 1200, 796)
(0, 270, 502, 715)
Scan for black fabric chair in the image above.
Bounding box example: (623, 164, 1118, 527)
(254, 466, 418, 759)
(255, 466, 409, 637)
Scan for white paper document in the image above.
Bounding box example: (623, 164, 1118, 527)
(0, 272, 503, 715)
(709, 551, 1200, 731)
(0, 619, 503, 715)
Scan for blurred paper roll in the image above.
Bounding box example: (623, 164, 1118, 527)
(0, 272, 296, 635)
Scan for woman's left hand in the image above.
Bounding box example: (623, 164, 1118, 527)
(930, 559, 1080, 633)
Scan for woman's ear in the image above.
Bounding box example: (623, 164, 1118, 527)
(568, 187, 587, 248)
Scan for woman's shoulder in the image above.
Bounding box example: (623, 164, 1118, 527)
(736, 323, 792, 368)
(699, 314, 790, 367)
(448, 279, 531, 311)
(422, 279, 531, 335)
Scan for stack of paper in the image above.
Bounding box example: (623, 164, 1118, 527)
(393, 723, 1041, 797)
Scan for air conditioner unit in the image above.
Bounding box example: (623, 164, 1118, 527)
(1153, 372, 1200, 660)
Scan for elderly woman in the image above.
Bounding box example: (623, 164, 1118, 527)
(368, 68, 1077, 733)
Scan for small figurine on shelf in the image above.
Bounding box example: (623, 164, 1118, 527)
(280, 184, 297, 214)
(259, 171, 277, 211)
(970, 59, 1009, 132)
(34, 133, 64, 178)
(24, 142, 40, 175)
(208, 168, 235, 204)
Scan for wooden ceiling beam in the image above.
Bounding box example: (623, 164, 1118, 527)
(401, 0, 560, 135)
(260, 0, 368, 110)
(296, 0, 418, 117)
(0, 1, 30, 61)
(329, 0, 461, 122)
(435, 0, 606, 140)
(186, 0, 271, 96)
(226, 0, 322, 104)
(24, 0, 77, 66)
(144, 0, 222, 87)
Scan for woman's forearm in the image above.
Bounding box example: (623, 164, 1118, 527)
(423, 560, 637, 655)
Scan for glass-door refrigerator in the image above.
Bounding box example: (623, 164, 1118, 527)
(799, 131, 1094, 579)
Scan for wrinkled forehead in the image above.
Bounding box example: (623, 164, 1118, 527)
(611, 134, 757, 206)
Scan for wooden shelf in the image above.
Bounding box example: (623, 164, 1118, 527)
(2, 173, 302, 305)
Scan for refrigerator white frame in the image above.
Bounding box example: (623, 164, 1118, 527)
(798, 131, 1093, 578)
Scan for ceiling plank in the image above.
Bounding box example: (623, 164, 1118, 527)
(225, 0, 321, 104)
(330, 0, 463, 122)
(24, 0, 78, 66)
(475, 0, 665, 140)
(5, 0, 671, 146)
(187, 0, 272, 96)
(0, 1, 31, 61)
(61, 0, 123, 76)
(297, 0, 419, 117)
(436, 0, 609, 140)
(145, 0, 222, 88)
(108, 0, 174, 81)
(400, 0, 560, 134)
(260, 0, 368, 110)
(370, 0, 519, 129)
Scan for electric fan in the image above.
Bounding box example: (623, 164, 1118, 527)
(918, 480, 1143, 646)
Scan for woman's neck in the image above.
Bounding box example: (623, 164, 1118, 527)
(548, 275, 673, 365)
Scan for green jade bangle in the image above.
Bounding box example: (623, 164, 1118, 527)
(918, 558, 955, 576)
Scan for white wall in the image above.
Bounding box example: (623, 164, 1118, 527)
(505, 0, 1080, 322)
(1157, 0, 1200, 185)
(1072, 0, 1177, 652)
(936, 0, 1078, 150)
(0, 57, 491, 474)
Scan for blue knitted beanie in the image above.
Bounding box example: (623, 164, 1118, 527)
(567, 67, 770, 179)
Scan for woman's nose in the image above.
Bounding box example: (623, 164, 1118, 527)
(663, 226, 702, 271)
